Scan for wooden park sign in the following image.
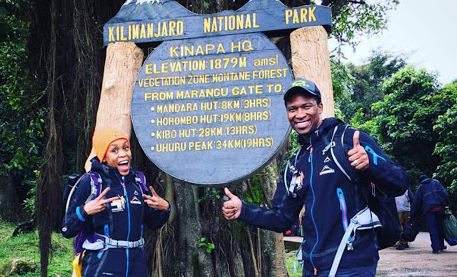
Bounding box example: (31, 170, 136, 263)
(103, 0, 331, 185)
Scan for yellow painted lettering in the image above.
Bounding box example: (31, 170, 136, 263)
(308, 7, 316, 22)
(204, 17, 210, 33)
(140, 23, 146, 39)
(120, 26, 127, 41)
(300, 8, 308, 23)
(169, 21, 176, 36)
(132, 24, 139, 39)
(285, 9, 292, 24)
(293, 9, 299, 24)
(253, 13, 259, 28)
(109, 26, 115, 42)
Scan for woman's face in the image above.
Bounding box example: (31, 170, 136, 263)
(104, 139, 132, 176)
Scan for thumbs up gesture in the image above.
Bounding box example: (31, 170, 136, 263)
(347, 130, 369, 170)
(222, 188, 242, 220)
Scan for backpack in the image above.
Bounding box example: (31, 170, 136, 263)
(443, 206, 457, 246)
(328, 124, 402, 250)
(328, 124, 402, 277)
(63, 171, 148, 255)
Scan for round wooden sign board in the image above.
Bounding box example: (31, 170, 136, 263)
(132, 33, 292, 185)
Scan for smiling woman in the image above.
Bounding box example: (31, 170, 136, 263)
(62, 128, 171, 277)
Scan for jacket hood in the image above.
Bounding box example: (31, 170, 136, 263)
(420, 177, 433, 185)
(90, 157, 135, 180)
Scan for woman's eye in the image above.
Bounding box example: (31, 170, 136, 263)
(123, 146, 129, 151)
(111, 148, 118, 153)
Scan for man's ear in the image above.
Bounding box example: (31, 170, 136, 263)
(318, 102, 323, 114)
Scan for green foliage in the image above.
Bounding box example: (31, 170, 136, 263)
(197, 237, 215, 254)
(0, 0, 44, 217)
(433, 80, 457, 209)
(331, 0, 399, 48)
(366, 67, 445, 186)
(335, 54, 457, 212)
(198, 188, 222, 203)
(284, 250, 302, 277)
(244, 174, 265, 205)
(335, 52, 407, 122)
(0, 220, 73, 277)
(22, 171, 39, 215)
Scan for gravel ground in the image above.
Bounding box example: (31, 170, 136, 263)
(285, 231, 457, 277)
(377, 232, 457, 277)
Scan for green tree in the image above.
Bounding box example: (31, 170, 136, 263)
(329, 0, 399, 48)
(366, 67, 450, 186)
(334, 52, 406, 122)
(433, 80, 457, 210)
(0, 0, 45, 220)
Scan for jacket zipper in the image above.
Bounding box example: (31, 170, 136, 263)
(121, 177, 131, 277)
(309, 138, 319, 275)
(337, 188, 348, 231)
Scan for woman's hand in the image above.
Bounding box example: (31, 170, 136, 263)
(143, 186, 170, 211)
(83, 187, 118, 215)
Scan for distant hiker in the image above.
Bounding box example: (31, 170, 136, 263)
(395, 188, 414, 250)
(62, 128, 170, 277)
(411, 175, 449, 253)
(222, 78, 408, 276)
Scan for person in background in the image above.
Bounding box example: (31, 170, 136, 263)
(411, 175, 449, 253)
(395, 188, 414, 250)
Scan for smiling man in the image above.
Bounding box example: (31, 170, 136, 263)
(223, 78, 408, 277)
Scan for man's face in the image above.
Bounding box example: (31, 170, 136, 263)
(104, 139, 132, 176)
(286, 94, 323, 137)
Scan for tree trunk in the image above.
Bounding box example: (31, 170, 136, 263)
(84, 42, 144, 171)
(290, 26, 335, 118)
(259, 161, 287, 277)
(0, 176, 26, 222)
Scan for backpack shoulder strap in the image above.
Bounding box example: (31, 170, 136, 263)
(65, 173, 85, 213)
(64, 171, 102, 213)
(134, 171, 149, 193)
(86, 171, 103, 202)
(328, 124, 354, 182)
(283, 147, 304, 196)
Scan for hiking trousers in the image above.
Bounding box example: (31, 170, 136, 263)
(425, 209, 446, 251)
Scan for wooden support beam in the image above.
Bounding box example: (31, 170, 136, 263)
(85, 42, 144, 171)
(290, 26, 334, 118)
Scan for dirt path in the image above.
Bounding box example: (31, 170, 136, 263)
(377, 232, 457, 277)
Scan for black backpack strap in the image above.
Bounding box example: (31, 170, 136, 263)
(328, 124, 355, 182)
(283, 147, 304, 197)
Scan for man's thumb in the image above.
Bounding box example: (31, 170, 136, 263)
(224, 187, 234, 199)
(353, 130, 360, 147)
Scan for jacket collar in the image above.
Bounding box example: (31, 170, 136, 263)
(90, 157, 135, 182)
(297, 117, 343, 146)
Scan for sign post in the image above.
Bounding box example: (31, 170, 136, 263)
(87, 0, 333, 185)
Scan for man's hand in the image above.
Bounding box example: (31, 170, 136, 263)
(143, 186, 170, 211)
(348, 130, 369, 170)
(83, 187, 118, 215)
(222, 188, 242, 220)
